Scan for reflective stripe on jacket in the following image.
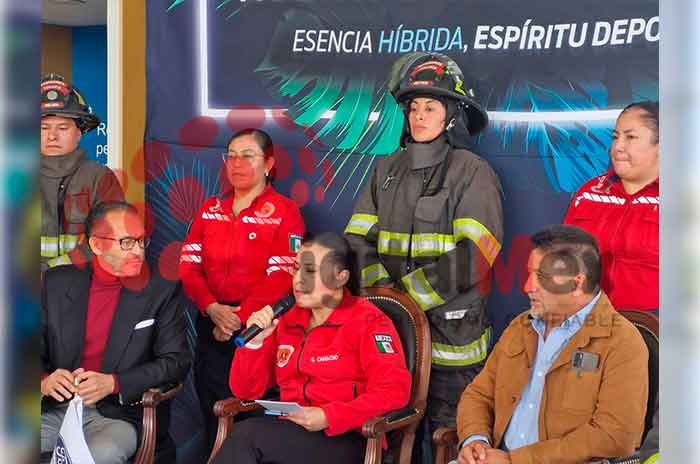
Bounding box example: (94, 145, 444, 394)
(345, 137, 504, 368)
(179, 185, 305, 323)
(40, 148, 124, 272)
(563, 172, 659, 311)
(230, 289, 412, 438)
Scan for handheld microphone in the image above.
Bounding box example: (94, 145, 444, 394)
(234, 295, 295, 347)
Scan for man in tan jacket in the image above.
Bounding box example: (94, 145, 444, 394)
(456, 225, 648, 464)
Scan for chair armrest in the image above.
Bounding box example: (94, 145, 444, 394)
(207, 398, 264, 464)
(213, 397, 263, 418)
(141, 383, 183, 408)
(361, 407, 423, 438)
(133, 384, 183, 464)
(433, 426, 459, 447)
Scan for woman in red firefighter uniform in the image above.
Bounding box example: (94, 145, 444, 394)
(345, 52, 504, 435)
(564, 101, 659, 313)
(211, 233, 412, 464)
(179, 129, 305, 451)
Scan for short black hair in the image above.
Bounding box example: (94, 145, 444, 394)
(84, 201, 138, 237)
(301, 232, 352, 273)
(530, 225, 601, 294)
(620, 100, 659, 144)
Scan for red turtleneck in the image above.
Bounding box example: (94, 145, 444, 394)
(80, 259, 122, 392)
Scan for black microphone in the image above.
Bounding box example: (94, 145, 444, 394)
(234, 295, 295, 347)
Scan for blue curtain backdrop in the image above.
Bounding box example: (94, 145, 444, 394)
(144, 1, 658, 461)
(71, 25, 108, 163)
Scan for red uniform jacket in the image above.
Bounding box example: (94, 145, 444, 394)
(230, 289, 412, 437)
(179, 186, 305, 322)
(563, 172, 658, 311)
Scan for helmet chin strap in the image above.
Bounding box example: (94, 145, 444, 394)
(445, 117, 456, 132)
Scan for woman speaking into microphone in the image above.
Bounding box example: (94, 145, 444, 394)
(179, 128, 305, 451)
(211, 233, 412, 464)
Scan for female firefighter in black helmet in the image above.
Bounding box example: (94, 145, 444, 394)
(40, 73, 124, 272)
(345, 53, 504, 432)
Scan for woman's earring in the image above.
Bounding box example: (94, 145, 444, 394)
(265, 170, 269, 177)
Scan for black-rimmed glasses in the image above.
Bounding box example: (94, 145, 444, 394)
(221, 151, 264, 163)
(93, 236, 150, 251)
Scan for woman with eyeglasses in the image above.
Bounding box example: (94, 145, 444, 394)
(179, 128, 305, 451)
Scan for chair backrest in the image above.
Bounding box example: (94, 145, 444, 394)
(618, 310, 659, 443)
(362, 286, 431, 412)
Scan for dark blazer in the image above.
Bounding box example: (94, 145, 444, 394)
(41, 262, 192, 442)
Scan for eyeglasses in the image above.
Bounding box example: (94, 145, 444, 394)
(221, 151, 264, 163)
(93, 236, 150, 251)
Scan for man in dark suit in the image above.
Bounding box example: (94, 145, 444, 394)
(40, 201, 192, 464)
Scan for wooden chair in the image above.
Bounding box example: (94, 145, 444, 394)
(433, 310, 659, 464)
(207, 286, 431, 464)
(132, 383, 183, 464)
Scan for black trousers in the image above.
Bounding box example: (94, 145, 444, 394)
(195, 311, 272, 455)
(211, 416, 366, 464)
(427, 365, 482, 430)
(411, 365, 484, 464)
(195, 312, 240, 453)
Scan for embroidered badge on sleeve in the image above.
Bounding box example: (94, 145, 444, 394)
(374, 334, 396, 354)
(277, 345, 295, 368)
(289, 234, 302, 253)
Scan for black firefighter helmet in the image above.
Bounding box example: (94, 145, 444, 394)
(388, 52, 488, 147)
(41, 73, 100, 134)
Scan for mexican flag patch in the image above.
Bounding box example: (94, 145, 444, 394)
(374, 334, 395, 354)
(289, 234, 302, 253)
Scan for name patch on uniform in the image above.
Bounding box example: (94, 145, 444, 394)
(289, 234, 302, 253)
(277, 345, 295, 368)
(374, 334, 396, 354)
(444, 309, 467, 320)
(311, 354, 339, 363)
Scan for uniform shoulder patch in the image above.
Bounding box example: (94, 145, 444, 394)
(209, 198, 223, 213)
(276, 344, 295, 368)
(255, 201, 276, 218)
(374, 334, 396, 354)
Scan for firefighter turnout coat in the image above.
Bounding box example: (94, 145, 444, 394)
(345, 136, 504, 369)
(40, 148, 124, 272)
(179, 185, 305, 323)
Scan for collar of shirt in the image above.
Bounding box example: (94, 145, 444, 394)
(608, 171, 660, 196)
(221, 184, 277, 214)
(530, 290, 602, 339)
(283, 288, 356, 329)
(92, 257, 122, 287)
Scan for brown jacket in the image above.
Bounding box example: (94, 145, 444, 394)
(457, 293, 648, 464)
